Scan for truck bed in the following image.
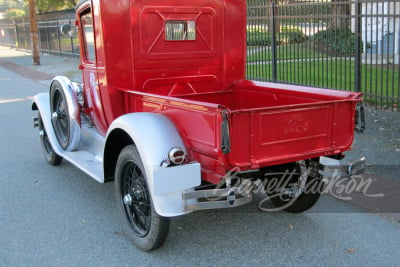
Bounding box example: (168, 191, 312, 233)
(124, 79, 361, 183)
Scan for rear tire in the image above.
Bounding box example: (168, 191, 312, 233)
(263, 160, 322, 213)
(115, 145, 170, 251)
(37, 112, 63, 166)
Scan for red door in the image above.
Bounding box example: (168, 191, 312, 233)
(78, 5, 108, 136)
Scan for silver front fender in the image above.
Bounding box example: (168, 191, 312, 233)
(32, 93, 65, 157)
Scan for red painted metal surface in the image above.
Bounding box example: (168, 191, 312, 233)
(76, 0, 362, 184)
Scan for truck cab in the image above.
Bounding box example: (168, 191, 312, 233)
(75, 0, 246, 136)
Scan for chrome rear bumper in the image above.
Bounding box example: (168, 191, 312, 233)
(182, 157, 366, 213)
(319, 157, 366, 178)
(183, 187, 252, 212)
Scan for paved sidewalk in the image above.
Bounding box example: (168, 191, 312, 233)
(0, 46, 81, 84)
(0, 45, 399, 219)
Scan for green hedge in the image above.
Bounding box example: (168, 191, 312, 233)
(247, 26, 306, 46)
(313, 28, 361, 56)
(247, 27, 271, 46)
(280, 26, 306, 44)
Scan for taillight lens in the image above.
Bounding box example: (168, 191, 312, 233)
(168, 147, 186, 165)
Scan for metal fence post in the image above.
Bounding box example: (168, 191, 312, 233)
(69, 18, 75, 58)
(13, 20, 19, 48)
(23, 18, 29, 49)
(37, 20, 42, 54)
(56, 19, 62, 56)
(270, 2, 277, 82)
(354, 0, 362, 92)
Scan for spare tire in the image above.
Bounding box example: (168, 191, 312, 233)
(49, 77, 81, 151)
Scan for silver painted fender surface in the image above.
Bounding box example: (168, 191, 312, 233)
(50, 76, 81, 151)
(34, 94, 200, 216)
(33, 93, 65, 157)
(107, 113, 201, 217)
(33, 93, 104, 183)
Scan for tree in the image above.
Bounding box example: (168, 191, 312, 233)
(28, 0, 40, 65)
(35, 0, 75, 13)
(0, 0, 24, 10)
(5, 8, 25, 18)
(66, 0, 77, 6)
(330, 0, 350, 30)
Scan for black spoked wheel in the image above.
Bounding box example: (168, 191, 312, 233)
(263, 160, 322, 213)
(50, 81, 70, 150)
(115, 145, 170, 251)
(122, 162, 152, 237)
(37, 112, 63, 166)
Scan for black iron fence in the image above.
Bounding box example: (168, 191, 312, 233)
(0, 2, 399, 109)
(247, 0, 399, 110)
(0, 9, 79, 58)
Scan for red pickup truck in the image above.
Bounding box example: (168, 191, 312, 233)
(32, 0, 365, 251)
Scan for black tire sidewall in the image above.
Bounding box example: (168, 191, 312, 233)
(50, 81, 70, 150)
(266, 161, 322, 213)
(114, 145, 170, 251)
(269, 179, 321, 213)
(37, 112, 63, 166)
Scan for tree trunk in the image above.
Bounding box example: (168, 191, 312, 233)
(28, 0, 40, 65)
(331, 0, 350, 30)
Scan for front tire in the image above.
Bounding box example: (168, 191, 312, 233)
(37, 112, 63, 166)
(115, 145, 170, 251)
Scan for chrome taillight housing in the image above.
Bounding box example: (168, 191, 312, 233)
(168, 147, 186, 165)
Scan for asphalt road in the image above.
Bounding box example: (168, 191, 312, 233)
(1, 65, 400, 266)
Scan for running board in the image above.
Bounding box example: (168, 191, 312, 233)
(33, 93, 105, 183)
(60, 149, 104, 182)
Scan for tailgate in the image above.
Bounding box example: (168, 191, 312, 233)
(227, 100, 358, 169)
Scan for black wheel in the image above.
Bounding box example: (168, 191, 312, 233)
(263, 160, 322, 213)
(115, 145, 170, 251)
(50, 81, 70, 150)
(37, 112, 63, 166)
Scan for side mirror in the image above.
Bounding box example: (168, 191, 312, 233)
(60, 24, 74, 37)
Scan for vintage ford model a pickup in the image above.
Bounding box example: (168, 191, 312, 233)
(32, 0, 365, 250)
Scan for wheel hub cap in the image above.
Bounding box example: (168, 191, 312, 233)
(123, 194, 133, 206)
